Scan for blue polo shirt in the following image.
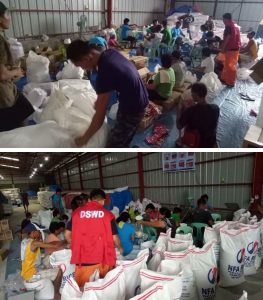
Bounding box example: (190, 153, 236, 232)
(117, 222, 135, 256)
(96, 49, 149, 113)
(121, 24, 130, 40)
(89, 36, 107, 48)
(172, 27, 184, 39)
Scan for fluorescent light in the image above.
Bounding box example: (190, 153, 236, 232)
(0, 164, 19, 169)
(45, 157, 49, 161)
(0, 156, 19, 161)
(39, 164, 43, 167)
(34, 168, 37, 171)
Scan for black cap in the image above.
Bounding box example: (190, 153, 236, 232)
(0, 2, 8, 15)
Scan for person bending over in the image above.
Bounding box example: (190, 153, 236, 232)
(177, 83, 220, 148)
(146, 54, 175, 101)
(67, 40, 148, 147)
(172, 50, 187, 89)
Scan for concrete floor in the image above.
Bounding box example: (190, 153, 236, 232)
(1, 200, 263, 299)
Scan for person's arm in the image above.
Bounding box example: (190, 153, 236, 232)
(75, 93, 110, 147)
(64, 229, 72, 245)
(177, 106, 192, 130)
(113, 234, 123, 255)
(146, 72, 159, 90)
(138, 220, 166, 228)
(31, 240, 65, 252)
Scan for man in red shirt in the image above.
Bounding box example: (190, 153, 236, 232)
(221, 13, 241, 87)
(71, 189, 123, 288)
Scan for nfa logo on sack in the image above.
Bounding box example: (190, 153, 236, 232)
(61, 272, 76, 290)
(228, 248, 245, 279)
(201, 267, 217, 299)
(244, 241, 259, 267)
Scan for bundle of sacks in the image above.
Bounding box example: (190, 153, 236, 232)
(37, 191, 55, 209)
(31, 209, 53, 229)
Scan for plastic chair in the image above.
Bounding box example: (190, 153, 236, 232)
(176, 225, 193, 234)
(211, 213, 221, 222)
(191, 223, 207, 247)
(159, 39, 175, 55)
(143, 225, 157, 242)
(144, 40, 161, 59)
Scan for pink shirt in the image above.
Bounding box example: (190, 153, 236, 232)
(44, 234, 60, 255)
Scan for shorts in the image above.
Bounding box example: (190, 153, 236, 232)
(75, 264, 112, 288)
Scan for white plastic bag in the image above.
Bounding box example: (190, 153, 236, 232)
(56, 60, 84, 80)
(185, 71, 197, 84)
(219, 228, 247, 287)
(167, 238, 193, 252)
(191, 241, 218, 300)
(237, 68, 252, 81)
(8, 38, 24, 61)
(239, 290, 248, 300)
(38, 210, 52, 228)
(233, 209, 247, 221)
(82, 266, 125, 300)
(108, 102, 119, 120)
(50, 249, 76, 293)
(61, 278, 82, 300)
(26, 88, 48, 109)
(0, 121, 73, 148)
(200, 72, 223, 103)
(117, 249, 149, 299)
(24, 278, 54, 300)
(26, 51, 51, 83)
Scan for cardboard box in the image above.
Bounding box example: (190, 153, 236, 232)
(243, 125, 263, 147)
(139, 115, 156, 129)
(130, 56, 148, 69)
(0, 220, 9, 233)
(138, 67, 150, 80)
(0, 230, 13, 241)
(250, 58, 263, 84)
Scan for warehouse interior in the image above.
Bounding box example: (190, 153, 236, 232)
(0, 0, 262, 148)
(0, 152, 263, 299)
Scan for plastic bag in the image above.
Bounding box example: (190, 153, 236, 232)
(23, 278, 54, 300)
(56, 61, 84, 80)
(38, 210, 52, 228)
(82, 266, 125, 300)
(8, 38, 24, 61)
(0, 121, 73, 148)
(185, 71, 197, 84)
(26, 51, 51, 83)
(108, 102, 119, 120)
(200, 72, 223, 103)
(117, 249, 149, 299)
(190, 241, 218, 300)
(238, 291, 248, 300)
(61, 278, 82, 300)
(26, 88, 48, 110)
(50, 249, 76, 294)
(219, 228, 247, 287)
(237, 68, 252, 81)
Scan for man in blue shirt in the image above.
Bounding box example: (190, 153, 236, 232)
(89, 36, 107, 49)
(67, 40, 149, 147)
(120, 18, 137, 48)
(172, 21, 185, 40)
(51, 188, 64, 215)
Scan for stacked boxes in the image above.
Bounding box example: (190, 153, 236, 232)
(0, 220, 13, 241)
(1, 188, 20, 204)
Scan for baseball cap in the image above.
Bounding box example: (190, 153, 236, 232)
(23, 222, 45, 233)
(0, 2, 8, 15)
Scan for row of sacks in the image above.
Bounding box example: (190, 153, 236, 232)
(37, 191, 55, 209)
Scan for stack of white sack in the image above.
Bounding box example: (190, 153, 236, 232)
(56, 60, 84, 80)
(37, 209, 53, 228)
(37, 80, 108, 148)
(141, 198, 161, 212)
(8, 38, 24, 61)
(37, 191, 54, 209)
(1, 188, 21, 204)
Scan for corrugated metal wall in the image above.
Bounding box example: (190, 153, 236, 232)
(172, 1, 262, 32)
(54, 152, 255, 209)
(111, 0, 165, 27)
(3, 0, 106, 38)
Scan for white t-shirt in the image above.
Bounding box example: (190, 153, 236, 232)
(201, 56, 215, 73)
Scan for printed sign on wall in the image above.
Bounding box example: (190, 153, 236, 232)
(162, 152, 195, 172)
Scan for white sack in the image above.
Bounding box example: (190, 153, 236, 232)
(155, 232, 169, 249)
(24, 278, 54, 300)
(185, 71, 197, 84)
(190, 242, 218, 300)
(200, 72, 223, 103)
(175, 233, 193, 242)
(164, 249, 193, 265)
(82, 266, 125, 300)
(38, 209, 52, 228)
(239, 291, 248, 300)
(26, 51, 51, 83)
(50, 249, 76, 294)
(148, 245, 165, 272)
(233, 209, 247, 221)
(56, 60, 84, 80)
(27, 88, 48, 109)
(219, 228, 247, 287)
(167, 238, 193, 252)
(8, 38, 24, 61)
(61, 278, 82, 300)
(0, 121, 73, 148)
(117, 249, 149, 299)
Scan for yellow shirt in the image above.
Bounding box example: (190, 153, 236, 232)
(21, 239, 41, 281)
